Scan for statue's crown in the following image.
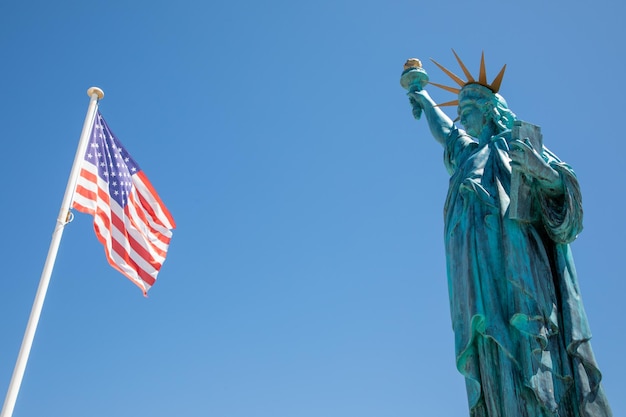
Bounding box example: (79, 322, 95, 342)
(430, 50, 507, 107)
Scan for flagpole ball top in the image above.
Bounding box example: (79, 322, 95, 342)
(87, 87, 104, 100)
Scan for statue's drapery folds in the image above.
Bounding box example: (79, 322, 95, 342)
(403, 52, 612, 416)
(442, 128, 610, 416)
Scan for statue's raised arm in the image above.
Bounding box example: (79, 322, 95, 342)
(400, 50, 613, 417)
(401, 59, 454, 146)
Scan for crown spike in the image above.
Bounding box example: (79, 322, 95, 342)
(452, 49, 474, 83)
(479, 51, 487, 85)
(490, 64, 507, 93)
(429, 82, 461, 94)
(430, 58, 466, 87)
(435, 99, 459, 108)
(427, 50, 508, 104)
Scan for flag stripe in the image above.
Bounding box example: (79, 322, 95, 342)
(76, 164, 164, 291)
(93, 209, 156, 290)
(126, 191, 172, 248)
(135, 171, 176, 229)
(109, 208, 164, 272)
(71, 111, 174, 294)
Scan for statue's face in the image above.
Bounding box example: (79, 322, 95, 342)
(458, 102, 485, 137)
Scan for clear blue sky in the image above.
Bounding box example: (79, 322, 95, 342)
(1, 1, 624, 416)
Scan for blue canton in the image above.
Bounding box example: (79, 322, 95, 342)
(85, 112, 141, 207)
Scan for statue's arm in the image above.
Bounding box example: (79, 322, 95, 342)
(408, 90, 454, 147)
(510, 140, 564, 196)
(510, 140, 583, 242)
(538, 162, 583, 244)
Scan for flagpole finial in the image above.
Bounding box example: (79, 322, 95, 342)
(87, 87, 104, 100)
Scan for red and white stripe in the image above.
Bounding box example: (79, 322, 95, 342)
(72, 160, 175, 295)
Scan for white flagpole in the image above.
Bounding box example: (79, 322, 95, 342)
(0, 87, 104, 417)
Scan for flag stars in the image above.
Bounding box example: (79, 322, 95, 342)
(85, 112, 142, 208)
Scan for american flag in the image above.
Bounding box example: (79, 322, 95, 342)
(72, 110, 176, 295)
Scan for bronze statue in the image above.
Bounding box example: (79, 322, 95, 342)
(402, 51, 612, 417)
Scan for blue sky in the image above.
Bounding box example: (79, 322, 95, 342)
(1, 1, 624, 416)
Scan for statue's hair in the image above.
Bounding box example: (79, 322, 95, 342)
(478, 93, 516, 132)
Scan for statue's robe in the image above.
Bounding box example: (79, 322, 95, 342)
(442, 128, 612, 417)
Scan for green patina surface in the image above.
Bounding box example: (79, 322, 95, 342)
(402, 53, 612, 417)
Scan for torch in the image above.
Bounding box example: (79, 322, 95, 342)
(400, 58, 429, 120)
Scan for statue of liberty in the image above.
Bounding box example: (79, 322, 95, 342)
(402, 51, 612, 417)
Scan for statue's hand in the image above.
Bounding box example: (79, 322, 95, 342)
(407, 90, 428, 120)
(510, 139, 563, 194)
